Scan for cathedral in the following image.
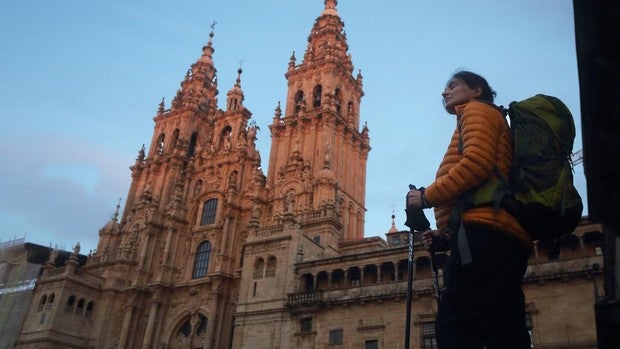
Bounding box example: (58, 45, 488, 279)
(12, 1, 604, 348)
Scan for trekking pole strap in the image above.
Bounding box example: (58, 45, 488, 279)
(448, 202, 473, 265)
(457, 221, 473, 265)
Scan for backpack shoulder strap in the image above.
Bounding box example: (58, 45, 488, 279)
(456, 108, 512, 210)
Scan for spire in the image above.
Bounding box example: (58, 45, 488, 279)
(388, 214, 399, 234)
(157, 97, 165, 115)
(226, 62, 244, 112)
(235, 66, 242, 87)
(300, 0, 352, 72)
(113, 198, 121, 221)
(136, 144, 145, 163)
(197, 23, 216, 66)
(273, 101, 282, 121)
(288, 51, 296, 72)
(322, 0, 338, 15)
(173, 22, 219, 112)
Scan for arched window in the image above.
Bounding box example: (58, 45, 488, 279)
(76, 298, 85, 315)
(348, 205, 355, 237)
(348, 266, 361, 287)
(294, 90, 304, 113)
(200, 198, 218, 225)
(192, 241, 212, 278)
(301, 273, 314, 291)
(85, 301, 94, 318)
(335, 88, 343, 115)
(265, 256, 277, 278)
(48, 293, 55, 303)
(156, 133, 165, 155)
(313, 85, 322, 108)
(38, 294, 47, 311)
(170, 314, 208, 348)
(187, 131, 198, 158)
(67, 295, 76, 311)
(228, 96, 239, 111)
(253, 257, 265, 279)
(171, 129, 180, 151)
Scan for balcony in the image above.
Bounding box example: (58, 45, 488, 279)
(286, 290, 325, 312)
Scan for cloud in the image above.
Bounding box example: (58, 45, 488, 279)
(0, 133, 132, 252)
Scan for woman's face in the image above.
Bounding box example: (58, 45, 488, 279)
(442, 78, 481, 114)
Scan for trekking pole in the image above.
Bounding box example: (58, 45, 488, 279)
(404, 185, 432, 349)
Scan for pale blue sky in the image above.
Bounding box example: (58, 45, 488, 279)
(0, 0, 584, 253)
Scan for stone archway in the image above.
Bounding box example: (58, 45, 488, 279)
(169, 313, 208, 349)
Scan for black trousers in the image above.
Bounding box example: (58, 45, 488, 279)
(435, 226, 531, 349)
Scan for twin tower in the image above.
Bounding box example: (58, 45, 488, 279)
(16, 1, 374, 348)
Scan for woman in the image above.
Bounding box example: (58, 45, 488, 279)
(406, 71, 533, 349)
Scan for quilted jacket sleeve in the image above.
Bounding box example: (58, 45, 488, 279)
(424, 101, 505, 207)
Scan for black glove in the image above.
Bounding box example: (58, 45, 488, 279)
(405, 185, 431, 231)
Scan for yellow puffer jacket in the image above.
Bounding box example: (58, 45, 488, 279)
(424, 101, 533, 253)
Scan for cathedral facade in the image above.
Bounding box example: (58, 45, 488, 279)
(14, 1, 603, 348)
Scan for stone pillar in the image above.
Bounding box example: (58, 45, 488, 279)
(141, 293, 161, 349)
(312, 274, 318, 290)
(376, 265, 382, 284)
(193, 309, 215, 349)
(360, 268, 365, 286)
(162, 228, 174, 265)
(118, 298, 135, 349)
(220, 215, 231, 254)
(138, 233, 152, 270)
(394, 262, 399, 282)
(328, 271, 333, 290)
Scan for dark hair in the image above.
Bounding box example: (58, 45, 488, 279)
(451, 71, 496, 103)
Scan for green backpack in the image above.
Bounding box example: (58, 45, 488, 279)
(463, 95, 583, 254)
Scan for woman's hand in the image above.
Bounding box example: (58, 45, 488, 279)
(406, 188, 423, 208)
(422, 230, 442, 251)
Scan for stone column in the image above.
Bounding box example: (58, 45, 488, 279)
(394, 262, 399, 282)
(118, 297, 135, 349)
(141, 292, 161, 349)
(327, 271, 333, 290)
(138, 233, 152, 270)
(162, 228, 174, 265)
(220, 215, 231, 254)
(376, 265, 382, 284)
(201, 314, 215, 349)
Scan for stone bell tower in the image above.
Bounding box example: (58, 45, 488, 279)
(266, 0, 370, 243)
